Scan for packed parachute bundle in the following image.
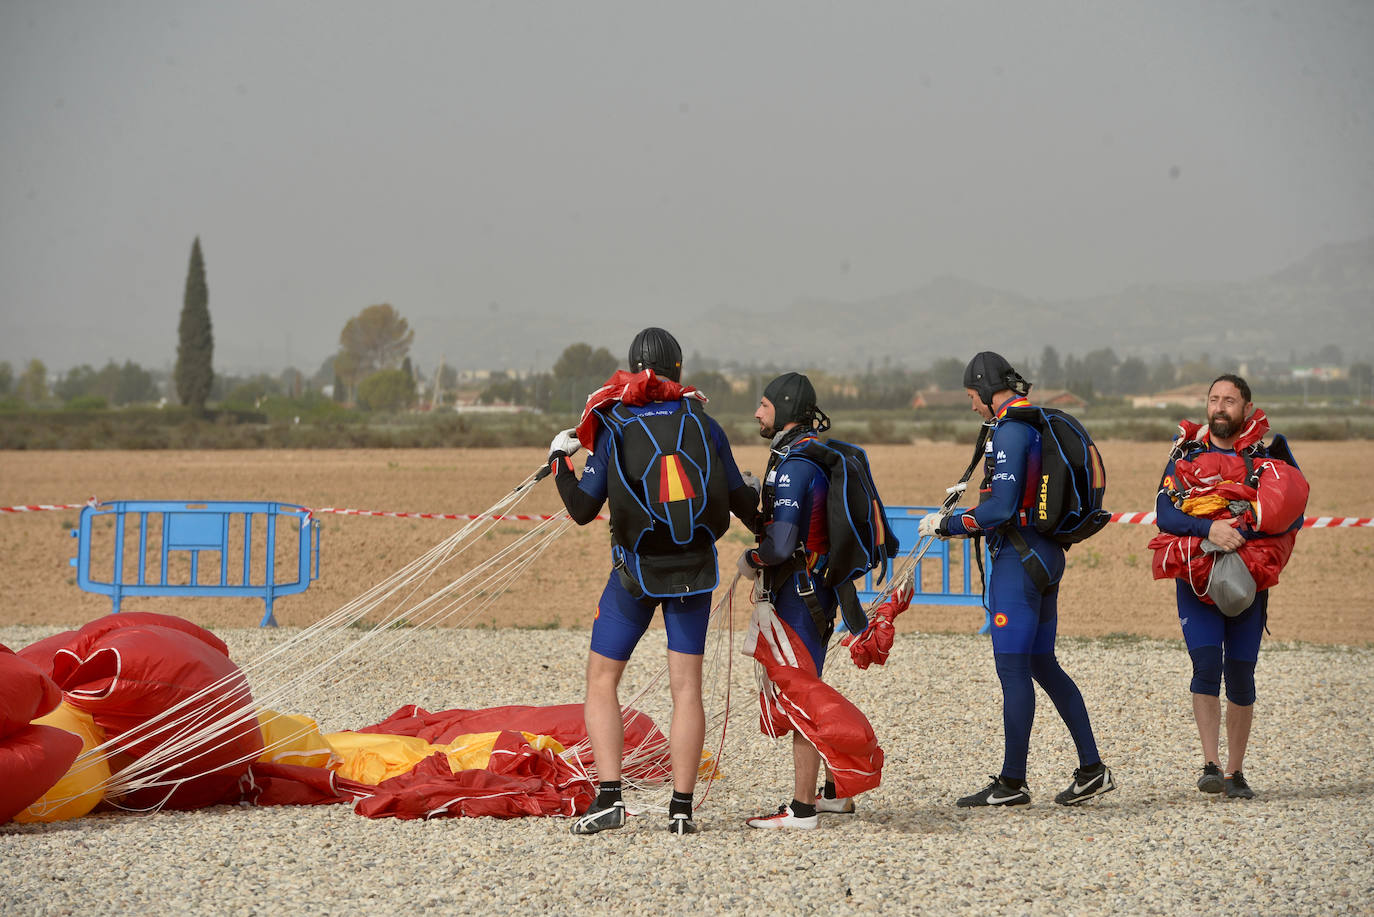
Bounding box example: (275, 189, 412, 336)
(1148, 410, 1309, 604)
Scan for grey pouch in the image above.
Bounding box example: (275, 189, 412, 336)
(1201, 539, 1257, 617)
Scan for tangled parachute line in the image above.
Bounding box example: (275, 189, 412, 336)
(31, 469, 735, 819)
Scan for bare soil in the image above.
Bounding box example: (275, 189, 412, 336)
(1, 441, 1370, 643)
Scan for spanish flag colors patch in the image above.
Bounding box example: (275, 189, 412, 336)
(657, 453, 698, 503)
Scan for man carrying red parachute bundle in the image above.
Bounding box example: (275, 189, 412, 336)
(1149, 374, 1308, 801)
(737, 373, 897, 829)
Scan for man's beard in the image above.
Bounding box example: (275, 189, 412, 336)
(757, 423, 776, 439)
(1208, 412, 1242, 439)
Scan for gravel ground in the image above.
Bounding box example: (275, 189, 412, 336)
(3, 623, 1372, 916)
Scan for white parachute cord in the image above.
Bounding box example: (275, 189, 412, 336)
(70, 472, 555, 807)
(99, 512, 570, 802)
(561, 571, 738, 816)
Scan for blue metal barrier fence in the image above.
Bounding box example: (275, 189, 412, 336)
(71, 500, 320, 626)
(855, 505, 989, 608)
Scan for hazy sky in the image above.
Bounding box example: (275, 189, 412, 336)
(2, 0, 1371, 375)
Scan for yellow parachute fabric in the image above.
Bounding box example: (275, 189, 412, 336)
(1179, 493, 1258, 520)
(324, 730, 569, 786)
(14, 702, 110, 823)
(255, 710, 340, 769)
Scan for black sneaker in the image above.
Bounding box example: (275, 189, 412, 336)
(1197, 762, 1224, 794)
(667, 813, 699, 834)
(957, 776, 1031, 808)
(1224, 771, 1256, 799)
(1054, 764, 1117, 806)
(570, 800, 626, 835)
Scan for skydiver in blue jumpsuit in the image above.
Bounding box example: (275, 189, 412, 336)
(737, 372, 851, 830)
(551, 328, 760, 836)
(922, 352, 1116, 807)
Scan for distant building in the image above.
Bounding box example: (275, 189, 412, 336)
(1031, 389, 1087, 409)
(911, 388, 1086, 410)
(1130, 384, 1209, 410)
(910, 390, 971, 410)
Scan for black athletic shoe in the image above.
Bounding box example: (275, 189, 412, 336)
(1224, 771, 1256, 799)
(957, 776, 1031, 808)
(1197, 762, 1224, 794)
(667, 813, 699, 834)
(570, 800, 626, 835)
(1054, 764, 1117, 806)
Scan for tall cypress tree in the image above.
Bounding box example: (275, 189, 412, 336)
(175, 236, 214, 414)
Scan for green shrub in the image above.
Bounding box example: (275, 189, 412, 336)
(64, 394, 109, 412)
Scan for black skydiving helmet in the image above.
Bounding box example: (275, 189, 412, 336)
(963, 351, 1031, 408)
(760, 372, 818, 437)
(627, 327, 683, 381)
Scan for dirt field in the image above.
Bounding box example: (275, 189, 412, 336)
(1, 441, 1370, 643)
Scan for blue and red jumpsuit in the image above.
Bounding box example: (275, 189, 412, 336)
(941, 396, 1103, 782)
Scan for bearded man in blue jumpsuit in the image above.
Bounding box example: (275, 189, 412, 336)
(736, 372, 856, 829)
(921, 352, 1116, 807)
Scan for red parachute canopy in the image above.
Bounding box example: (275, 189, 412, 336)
(1151, 440, 1309, 600)
(19, 613, 263, 811)
(574, 369, 704, 451)
(0, 645, 83, 823)
(745, 605, 883, 799)
(842, 583, 914, 670)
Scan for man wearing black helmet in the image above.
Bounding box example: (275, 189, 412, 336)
(737, 372, 849, 829)
(918, 352, 1115, 808)
(548, 327, 760, 836)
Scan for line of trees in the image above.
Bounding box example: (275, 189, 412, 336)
(4, 235, 1371, 418)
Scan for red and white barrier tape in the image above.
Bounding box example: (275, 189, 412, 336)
(2, 500, 1367, 528)
(0, 498, 98, 514)
(312, 507, 608, 522)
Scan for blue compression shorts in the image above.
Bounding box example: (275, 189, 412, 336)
(986, 548, 1060, 656)
(589, 570, 712, 661)
(1176, 582, 1267, 662)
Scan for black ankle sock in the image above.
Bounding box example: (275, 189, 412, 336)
(790, 799, 817, 818)
(822, 780, 837, 800)
(1000, 776, 1026, 790)
(669, 790, 693, 818)
(1081, 761, 1104, 774)
(597, 781, 623, 807)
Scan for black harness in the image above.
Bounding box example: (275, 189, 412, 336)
(758, 429, 836, 641)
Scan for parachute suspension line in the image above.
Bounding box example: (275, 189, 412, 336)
(70, 469, 565, 809)
(692, 572, 737, 813)
(860, 422, 995, 614)
(559, 572, 738, 813)
(100, 512, 571, 805)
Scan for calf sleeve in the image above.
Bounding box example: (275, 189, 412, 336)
(993, 652, 1035, 781)
(1223, 657, 1257, 706)
(1029, 653, 1100, 768)
(1188, 645, 1223, 697)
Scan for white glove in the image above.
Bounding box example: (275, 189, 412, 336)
(918, 512, 948, 540)
(548, 428, 580, 459)
(737, 548, 760, 580)
(741, 471, 762, 498)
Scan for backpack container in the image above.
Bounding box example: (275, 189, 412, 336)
(785, 439, 900, 635)
(997, 406, 1110, 593)
(600, 399, 729, 598)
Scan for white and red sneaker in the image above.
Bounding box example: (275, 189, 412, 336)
(745, 804, 819, 830)
(815, 794, 856, 815)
